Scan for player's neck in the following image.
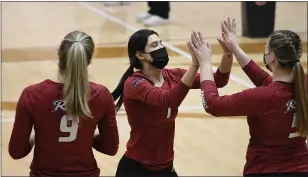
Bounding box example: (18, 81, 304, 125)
(141, 66, 164, 84)
(272, 68, 293, 83)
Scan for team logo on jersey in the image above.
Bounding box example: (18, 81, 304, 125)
(285, 100, 296, 113)
(132, 78, 144, 88)
(201, 90, 208, 109)
(52, 100, 65, 112)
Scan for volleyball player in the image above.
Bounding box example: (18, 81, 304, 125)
(188, 19, 308, 177)
(112, 29, 233, 177)
(9, 31, 119, 177)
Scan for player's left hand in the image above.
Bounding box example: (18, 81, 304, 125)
(217, 38, 233, 57)
(186, 42, 199, 67)
(188, 31, 212, 64)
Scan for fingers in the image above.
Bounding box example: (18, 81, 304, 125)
(198, 31, 206, 45)
(186, 42, 195, 56)
(187, 42, 199, 64)
(232, 18, 236, 34)
(217, 38, 224, 47)
(227, 17, 231, 30)
(222, 32, 229, 43)
(194, 31, 202, 46)
(188, 41, 197, 53)
(206, 41, 211, 51)
(232, 18, 236, 29)
(191, 32, 199, 48)
(221, 21, 229, 34)
(223, 20, 228, 31)
(191, 31, 206, 48)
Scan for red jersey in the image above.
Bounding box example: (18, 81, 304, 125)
(9, 79, 119, 177)
(123, 68, 230, 171)
(201, 60, 308, 175)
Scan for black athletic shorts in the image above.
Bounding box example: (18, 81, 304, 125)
(245, 172, 308, 177)
(115, 155, 178, 177)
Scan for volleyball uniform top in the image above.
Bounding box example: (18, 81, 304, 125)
(122, 67, 230, 171)
(201, 60, 308, 175)
(9, 80, 119, 177)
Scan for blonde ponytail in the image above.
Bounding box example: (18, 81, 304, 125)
(293, 62, 308, 137)
(58, 31, 95, 123)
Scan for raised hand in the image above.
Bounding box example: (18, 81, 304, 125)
(186, 42, 199, 67)
(221, 17, 238, 52)
(217, 38, 232, 56)
(188, 31, 212, 64)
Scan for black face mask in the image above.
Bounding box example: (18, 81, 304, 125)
(263, 52, 272, 72)
(147, 47, 169, 69)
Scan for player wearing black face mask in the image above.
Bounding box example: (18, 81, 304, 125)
(111, 29, 232, 177)
(145, 47, 169, 69)
(263, 52, 272, 72)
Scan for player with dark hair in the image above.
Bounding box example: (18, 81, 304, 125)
(112, 29, 234, 177)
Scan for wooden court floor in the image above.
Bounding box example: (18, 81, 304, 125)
(1, 2, 307, 176)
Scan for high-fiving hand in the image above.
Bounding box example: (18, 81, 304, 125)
(221, 17, 238, 52)
(188, 31, 212, 64)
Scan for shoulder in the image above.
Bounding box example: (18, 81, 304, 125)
(90, 82, 109, 92)
(18, 80, 50, 109)
(161, 68, 186, 83)
(240, 85, 275, 101)
(89, 82, 112, 98)
(164, 68, 186, 76)
(22, 80, 49, 98)
(124, 75, 149, 90)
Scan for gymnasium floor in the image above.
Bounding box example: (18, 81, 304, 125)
(1, 2, 307, 176)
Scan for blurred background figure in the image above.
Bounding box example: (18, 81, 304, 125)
(102, 1, 131, 6)
(242, 1, 276, 38)
(136, 1, 170, 26)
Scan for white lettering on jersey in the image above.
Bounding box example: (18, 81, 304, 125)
(52, 100, 65, 112)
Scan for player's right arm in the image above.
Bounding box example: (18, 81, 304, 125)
(124, 73, 195, 108)
(93, 88, 119, 156)
(9, 89, 34, 159)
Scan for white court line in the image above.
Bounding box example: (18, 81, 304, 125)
(2, 118, 14, 123)
(79, 2, 255, 89)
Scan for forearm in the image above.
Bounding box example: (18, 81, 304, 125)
(181, 65, 199, 87)
(233, 45, 251, 68)
(200, 62, 214, 82)
(218, 53, 233, 73)
(9, 134, 33, 159)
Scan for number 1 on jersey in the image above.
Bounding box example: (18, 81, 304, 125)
(167, 108, 171, 119)
(59, 115, 79, 142)
(288, 113, 298, 138)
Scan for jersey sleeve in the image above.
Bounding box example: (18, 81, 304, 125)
(213, 68, 231, 88)
(93, 87, 119, 156)
(174, 68, 230, 89)
(200, 80, 272, 117)
(9, 88, 34, 159)
(242, 59, 273, 87)
(124, 76, 190, 108)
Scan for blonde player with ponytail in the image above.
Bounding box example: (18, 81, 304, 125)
(9, 31, 119, 177)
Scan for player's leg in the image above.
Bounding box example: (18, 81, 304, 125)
(152, 163, 178, 177)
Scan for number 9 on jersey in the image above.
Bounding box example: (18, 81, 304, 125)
(58, 115, 79, 142)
